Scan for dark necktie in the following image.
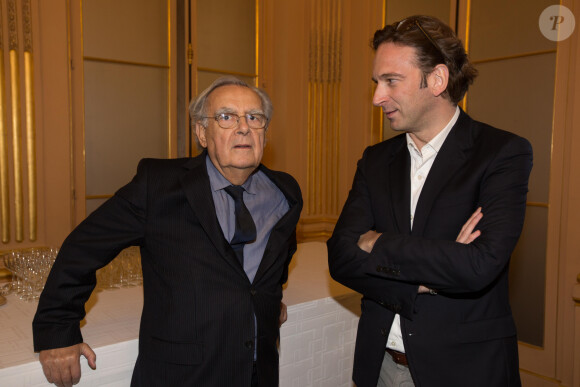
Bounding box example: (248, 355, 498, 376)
(224, 185, 257, 265)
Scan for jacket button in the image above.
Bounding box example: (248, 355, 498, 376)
(245, 340, 254, 349)
(380, 328, 388, 337)
(250, 288, 256, 296)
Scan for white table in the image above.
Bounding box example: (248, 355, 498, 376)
(0, 242, 361, 386)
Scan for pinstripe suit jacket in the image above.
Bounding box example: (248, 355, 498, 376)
(33, 152, 303, 386)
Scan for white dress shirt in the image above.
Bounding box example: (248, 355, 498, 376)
(386, 106, 460, 353)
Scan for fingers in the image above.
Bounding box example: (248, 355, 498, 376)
(39, 343, 95, 387)
(460, 207, 482, 233)
(39, 359, 54, 385)
(464, 229, 481, 244)
(40, 350, 76, 387)
(80, 343, 97, 370)
(456, 207, 482, 244)
(357, 230, 381, 253)
(279, 302, 288, 327)
(418, 285, 430, 293)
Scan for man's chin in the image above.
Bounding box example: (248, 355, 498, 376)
(387, 121, 404, 131)
(232, 161, 261, 170)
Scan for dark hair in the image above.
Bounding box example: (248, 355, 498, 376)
(372, 15, 477, 104)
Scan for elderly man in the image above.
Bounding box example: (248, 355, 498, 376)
(33, 76, 303, 387)
(328, 15, 532, 387)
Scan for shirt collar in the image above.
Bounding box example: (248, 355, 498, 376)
(205, 155, 256, 195)
(406, 106, 460, 154)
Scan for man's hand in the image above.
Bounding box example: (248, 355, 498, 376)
(357, 230, 382, 253)
(279, 302, 288, 327)
(420, 208, 483, 294)
(39, 343, 96, 387)
(456, 207, 482, 244)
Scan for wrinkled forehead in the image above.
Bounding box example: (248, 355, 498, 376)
(206, 84, 263, 113)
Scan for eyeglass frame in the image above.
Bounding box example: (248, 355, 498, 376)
(200, 112, 269, 130)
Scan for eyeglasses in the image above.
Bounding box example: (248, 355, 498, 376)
(202, 112, 267, 130)
(396, 18, 449, 63)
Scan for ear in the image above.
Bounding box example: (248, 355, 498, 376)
(429, 64, 449, 97)
(195, 122, 208, 148)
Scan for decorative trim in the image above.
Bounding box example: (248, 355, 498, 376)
(9, 48, 23, 242)
(459, 0, 471, 112)
(7, 0, 17, 50)
(0, 2, 9, 243)
(254, 0, 260, 87)
(22, 0, 33, 53)
(0, 1, 3, 51)
(471, 49, 557, 65)
(297, 216, 338, 242)
(83, 56, 170, 69)
(306, 0, 342, 218)
(299, 216, 338, 224)
(463, 0, 471, 54)
(166, 0, 172, 158)
(297, 230, 332, 243)
(0, 0, 39, 243)
(24, 50, 36, 241)
(197, 66, 257, 79)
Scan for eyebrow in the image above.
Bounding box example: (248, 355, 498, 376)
(213, 107, 265, 115)
(214, 107, 237, 115)
(246, 108, 265, 115)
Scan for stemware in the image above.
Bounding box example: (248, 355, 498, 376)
(1, 247, 58, 301)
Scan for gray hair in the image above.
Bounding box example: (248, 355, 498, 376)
(189, 76, 273, 148)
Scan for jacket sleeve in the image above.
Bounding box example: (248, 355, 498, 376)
(32, 159, 150, 351)
(328, 148, 419, 320)
(365, 135, 533, 294)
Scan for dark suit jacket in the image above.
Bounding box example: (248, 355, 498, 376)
(33, 152, 303, 387)
(328, 110, 532, 387)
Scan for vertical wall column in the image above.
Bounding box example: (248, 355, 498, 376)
(0, 0, 37, 243)
(303, 0, 342, 239)
(0, 2, 9, 243)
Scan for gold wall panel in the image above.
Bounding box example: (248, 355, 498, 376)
(0, 2, 9, 243)
(0, 0, 38, 243)
(306, 0, 341, 224)
(23, 0, 36, 242)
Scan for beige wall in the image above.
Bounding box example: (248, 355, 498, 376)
(262, 0, 384, 240)
(0, 0, 579, 385)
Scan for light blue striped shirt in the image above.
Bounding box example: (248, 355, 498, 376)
(206, 155, 289, 283)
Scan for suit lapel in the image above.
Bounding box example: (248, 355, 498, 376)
(253, 166, 302, 283)
(179, 152, 247, 278)
(388, 139, 412, 234)
(411, 110, 472, 236)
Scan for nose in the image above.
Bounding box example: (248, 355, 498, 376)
(372, 84, 388, 107)
(236, 115, 251, 134)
